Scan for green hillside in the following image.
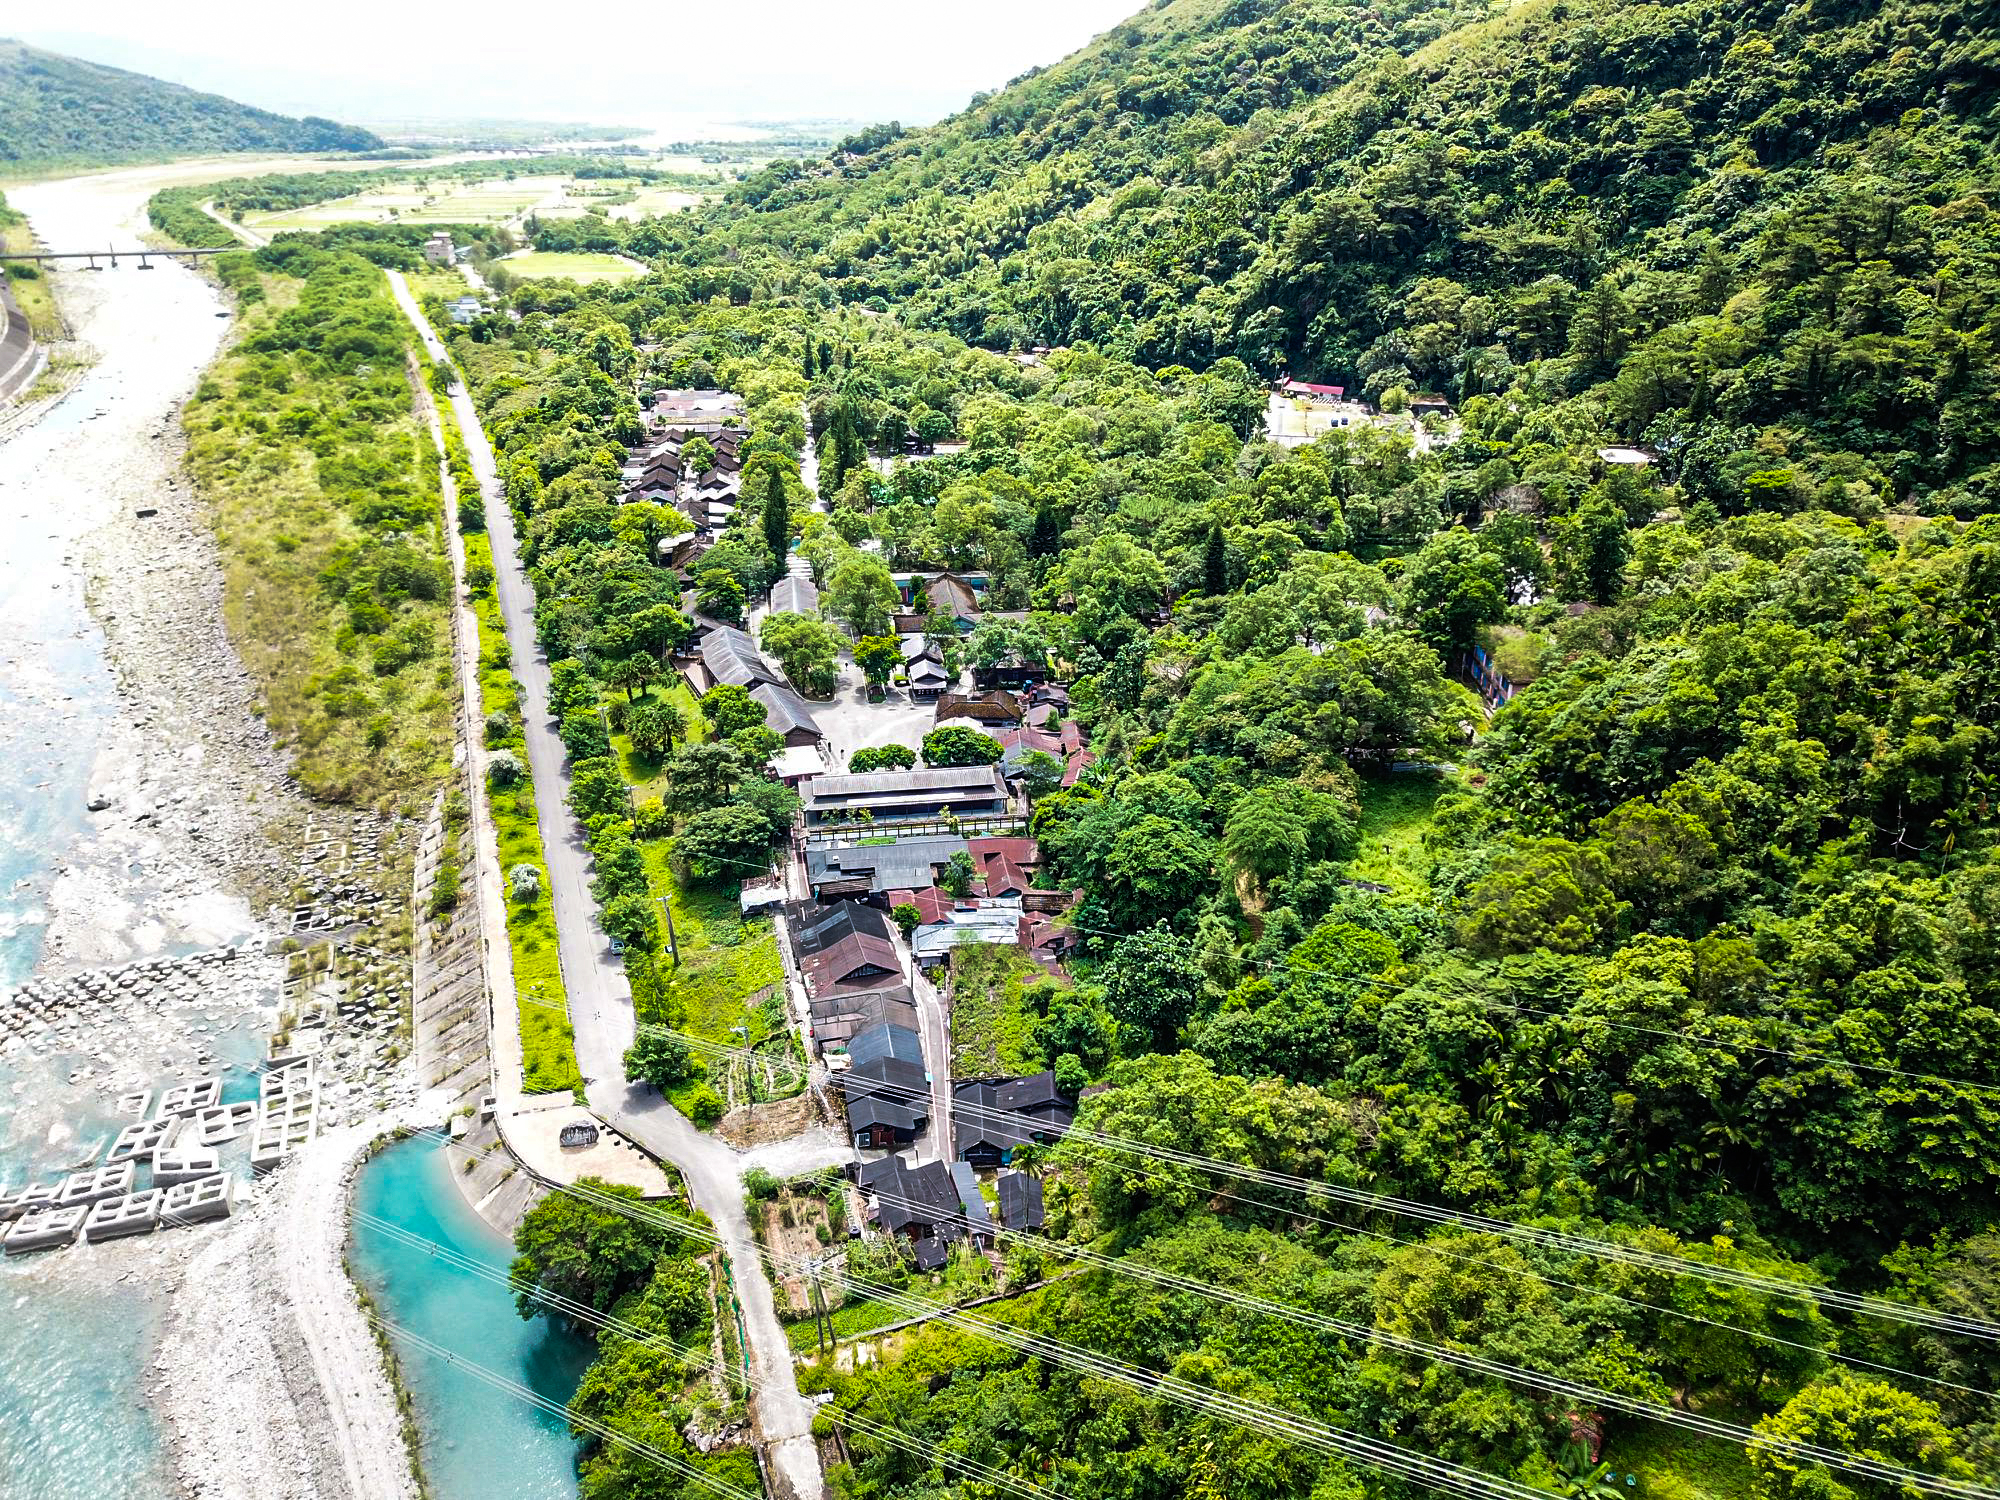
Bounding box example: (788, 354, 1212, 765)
(0, 39, 381, 168)
(552, 0, 2000, 511)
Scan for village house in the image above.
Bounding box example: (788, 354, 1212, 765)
(1279, 377, 1344, 403)
(933, 690, 1022, 727)
(682, 625, 822, 746)
(997, 1170, 1046, 1231)
(953, 1071, 1075, 1168)
(423, 230, 457, 268)
(769, 573, 819, 615)
(805, 833, 969, 903)
(842, 1022, 930, 1150)
(892, 572, 983, 634)
(801, 765, 1009, 829)
(909, 894, 1025, 967)
(857, 1156, 961, 1253)
(788, 902, 918, 1049)
(900, 637, 951, 699)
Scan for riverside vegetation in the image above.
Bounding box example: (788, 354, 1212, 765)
(150, 0, 2000, 1494)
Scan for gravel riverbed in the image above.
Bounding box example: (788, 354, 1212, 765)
(1, 162, 426, 1500)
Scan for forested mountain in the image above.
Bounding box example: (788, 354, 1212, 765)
(555, 0, 2000, 513)
(0, 40, 381, 167)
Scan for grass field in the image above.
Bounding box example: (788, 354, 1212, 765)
(637, 844, 784, 1043)
(244, 175, 566, 231)
(496, 251, 646, 283)
(948, 943, 1048, 1077)
(1342, 771, 1453, 895)
(465, 531, 581, 1094)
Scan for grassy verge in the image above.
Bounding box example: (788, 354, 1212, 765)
(1340, 770, 1451, 895)
(183, 256, 455, 811)
(614, 681, 706, 799)
(465, 530, 581, 1094)
(0, 197, 62, 339)
(948, 943, 1048, 1077)
(635, 846, 783, 1041)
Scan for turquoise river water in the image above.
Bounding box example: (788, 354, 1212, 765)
(349, 1135, 592, 1500)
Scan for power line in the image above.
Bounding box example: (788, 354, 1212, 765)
(861, 1186, 1999, 1500)
(351, 1208, 1060, 1500)
(394, 1129, 1564, 1500)
(1058, 912, 2000, 1101)
(1062, 1141, 1997, 1401)
(362, 1310, 761, 1500)
(848, 1075, 2000, 1343)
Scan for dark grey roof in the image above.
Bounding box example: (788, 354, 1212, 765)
(861, 1157, 960, 1237)
(846, 1093, 923, 1134)
(770, 575, 819, 614)
(807, 766, 1004, 801)
(750, 680, 821, 740)
(847, 1023, 925, 1069)
(912, 1235, 949, 1270)
(953, 1073, 1074, 1159)
(700, 625, 779, 689)
(805, 835, 967, 895)
(994, 1071, 1067, 1113)
(791, 901, 893, 955)
(848, 1055, 927, 1100)
(997, 1172, 1045, 1230)
(949, 1163, 992, 1229)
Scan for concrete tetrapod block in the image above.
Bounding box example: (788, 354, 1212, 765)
(259, 1091, 317, 1128)
(55, 1162, 136, 1210)
(249, 1116, 314, 1172)
(189, 1101, 258, 1147)
(83, 1189, 164, 1243)
(5, 1206, 88, 1254)
(108, 1116, 182, 1166)
(155, 1079, 222, 1118)
(159, 1174, 234, 1227)
(259, 1059, 315, 1103)
(152, 1145, 221, 1187)
(0, 1183, 59, 1223)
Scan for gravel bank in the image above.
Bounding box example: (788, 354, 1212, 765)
(3, 164, 432, 1500)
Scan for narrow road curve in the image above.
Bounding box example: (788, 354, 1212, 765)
(385, 272, 828, 1500)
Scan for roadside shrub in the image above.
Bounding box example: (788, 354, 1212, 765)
(685, 1083, 724, 1128)
(487, 749, 525, 787)
(508, 863, 542, 903)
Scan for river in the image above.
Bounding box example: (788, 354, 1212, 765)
(348, 1136, 591, 1500)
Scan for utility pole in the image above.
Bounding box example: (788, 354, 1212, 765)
(654, 893, 680, 965)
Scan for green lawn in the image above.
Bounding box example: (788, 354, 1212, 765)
(496, 251, 646, 283)
(245, 175, 565, 231)
(467, 533, 581, 1094)
(1340, 771, 1453, 896)
(948, 944, 1048, 1077)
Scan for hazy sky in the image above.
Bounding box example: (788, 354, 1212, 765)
(22, 0, 1147, 133)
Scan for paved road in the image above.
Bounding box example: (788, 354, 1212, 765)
(385, 273, 830, 1500)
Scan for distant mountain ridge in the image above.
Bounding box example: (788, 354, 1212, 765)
(0, 39, 382, 167)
